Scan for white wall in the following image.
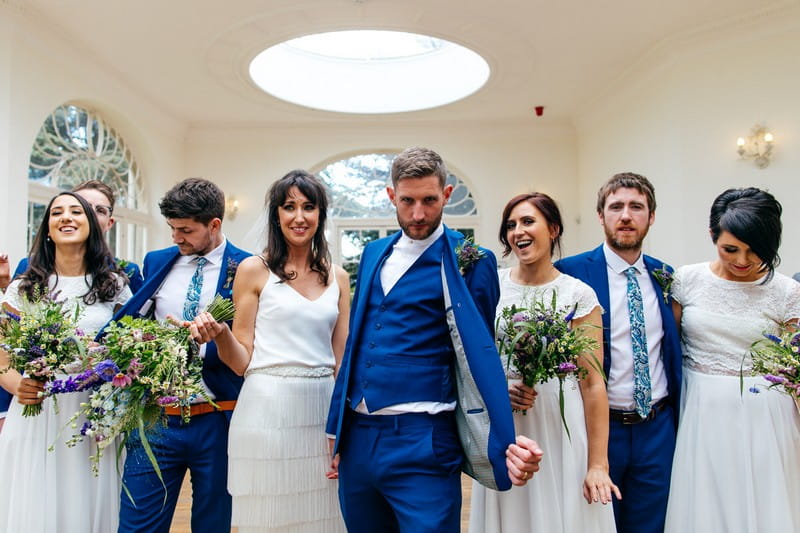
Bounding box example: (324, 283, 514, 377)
(575, 7, 800, 274)
(0, 3, 186, 264)
(185, 120, 578, 261)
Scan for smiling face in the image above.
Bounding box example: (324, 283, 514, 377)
(278, 186, 320, 249)
(48, 194, 91, 246)
(505, 201, 557, 268)
(599, 187, 655, 259)
(387, 175, 453, 240)
(713, 230, 765, 282)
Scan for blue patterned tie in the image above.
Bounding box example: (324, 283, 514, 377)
(625, 266, 652, 417)
(182, 256, 208, 321)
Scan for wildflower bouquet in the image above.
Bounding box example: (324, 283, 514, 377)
(746, 328, 800, 409)
(51, 294, 236, 476)
(0, 292, 87, 416)
(496, 290, 601, 439)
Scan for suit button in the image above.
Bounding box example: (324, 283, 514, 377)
(375, 323, 382, 330)
(369, 342, 376, 349)
(363, 382, 369, 389)
(366, 361, 373, 367)
(380, 305, 387, 311)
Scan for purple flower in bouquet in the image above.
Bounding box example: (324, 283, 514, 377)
(158, 396, 180, 406)
(94, 360, 120, 382)
(558, 362, 578, 374)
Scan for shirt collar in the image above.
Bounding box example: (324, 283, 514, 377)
(177, 237, 227, 266)
(603, 242, 646, 275)
(395, 223, 444, 250)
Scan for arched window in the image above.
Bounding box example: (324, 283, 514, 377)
(318, 153, 478, 286)
(26, 104, 148, 262)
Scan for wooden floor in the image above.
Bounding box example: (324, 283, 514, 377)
(169, 474, 474, 532)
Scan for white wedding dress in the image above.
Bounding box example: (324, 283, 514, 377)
(664, 263, 800, 532)
(469, 269, 616, 533)
(0, 275, 131, 533)
(227, 268, 345, 532)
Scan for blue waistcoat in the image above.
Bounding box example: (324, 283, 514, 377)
(348, 235, 456, 411)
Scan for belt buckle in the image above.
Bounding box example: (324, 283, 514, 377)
(622, 412, 643, 425)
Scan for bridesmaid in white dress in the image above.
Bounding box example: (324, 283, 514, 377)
(190, 170, 350, 533)
(665, 187, 800, 532)
(470, 193, 619, 533)
(0, 191, 131, 533)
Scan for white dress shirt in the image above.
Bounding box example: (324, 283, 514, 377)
(154, 238, 228, 400)
(357, 224, 456, 415)
(603, 243, 668, 410)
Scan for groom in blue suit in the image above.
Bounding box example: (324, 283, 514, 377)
(107, 178, 250, 533)
(326, 147, 543, 533)
(556, 173, 681, 533)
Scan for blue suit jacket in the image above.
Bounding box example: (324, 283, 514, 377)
(556, 245, 682, 424)
(101, 242, 251, 402)
(327, 226, 516, 490)
(14, 256, 144, 294)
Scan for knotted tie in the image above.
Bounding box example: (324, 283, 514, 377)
(625, 266, 652, 417)
(183, 256, 208, 321)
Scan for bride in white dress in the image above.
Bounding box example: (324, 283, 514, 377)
(0, 192, 131, 533)
(665, 188, 800, 532)
(470, 193, 618, 533)
(189, 171, 350, 533)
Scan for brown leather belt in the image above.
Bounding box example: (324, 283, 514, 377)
(609, 398, 669, 425)
(163, 400, 237, 417)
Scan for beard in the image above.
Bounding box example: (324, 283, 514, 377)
(604, 224, 648, 252)
(397, 210, 443, 240)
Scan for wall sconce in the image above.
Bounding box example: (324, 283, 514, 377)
(736, 124, 774, 169)
(225, 197, 239, 220)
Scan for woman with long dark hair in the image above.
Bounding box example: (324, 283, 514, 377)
(664, 187, 800, 532)
(189, 170, 350, 532)
(0, 191, 131, 532)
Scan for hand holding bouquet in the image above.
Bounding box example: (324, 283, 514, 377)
(0, 292, 87, 416)
(497, 290, 601, 439)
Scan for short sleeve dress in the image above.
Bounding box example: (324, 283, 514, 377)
(664, 263, 800, 532)
(0, 274, 131, 533)
(469, 269, 616, 533)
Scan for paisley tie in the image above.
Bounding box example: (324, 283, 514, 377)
(182, 256, 208, 321)
(625, 266, 652, 417)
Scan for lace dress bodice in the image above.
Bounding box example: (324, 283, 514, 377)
(496, 269, 602, 379)
(673, 262, 800, 375)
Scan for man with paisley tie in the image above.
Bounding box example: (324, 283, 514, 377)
(556, 173, 681, 533)
(106, 178, 250, 533)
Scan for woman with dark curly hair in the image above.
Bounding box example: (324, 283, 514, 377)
(665, 187, 800, 532)
(0, 191, 131, 533)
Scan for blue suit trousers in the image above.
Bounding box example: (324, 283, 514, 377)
(338, 411, 463, 533)
(609, 403, 676, 533)
(118, 412, 231, 533)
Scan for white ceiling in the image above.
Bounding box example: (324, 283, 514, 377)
(19, 0, 794, 127)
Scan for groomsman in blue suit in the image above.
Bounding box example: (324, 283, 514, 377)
(107, 178, 250, 533)
(326, 147, 543, 533)
(556, 173, 681, 533)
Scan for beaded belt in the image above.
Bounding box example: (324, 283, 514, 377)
(163, 400, 237, 417)
(244, 366, 334, 378)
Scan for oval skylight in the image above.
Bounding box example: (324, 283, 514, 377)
(249, 30, 490, 114)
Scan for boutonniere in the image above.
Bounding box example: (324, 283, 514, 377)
(455, 237, 486, 276)
(223, 258, 239, 289)
(116, 259, 130, 271)
(652, 264, 673, 304)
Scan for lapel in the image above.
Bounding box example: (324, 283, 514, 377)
(349, 232, 402, 338)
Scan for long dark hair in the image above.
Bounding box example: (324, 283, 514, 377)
(19, 192, 124, 304)
(709, 187, 782, 283)
(265, 170, 331, 285)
